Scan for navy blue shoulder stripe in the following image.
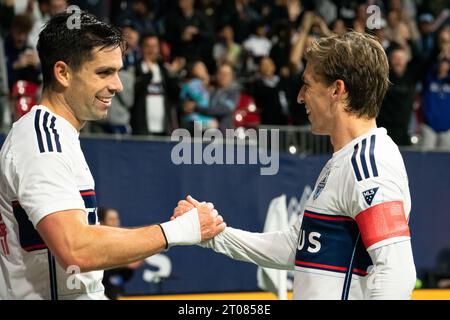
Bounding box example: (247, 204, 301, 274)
(34, 109, 45, 153)
(42, 111, 53, 152)
(369, 135, 378, 177)
(351, 144, 362, 181)
(50, 116, 62, 152)
(360, 138, 370, 179)
(34, 110, 62, 153)
(351, 135, 379, 181)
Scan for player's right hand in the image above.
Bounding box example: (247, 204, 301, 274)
(172, 195, 225, 240)
(171, 195, 213, 220)
(196, 202, 226, 241)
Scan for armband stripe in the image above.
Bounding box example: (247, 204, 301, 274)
(355, 201, 410, 249)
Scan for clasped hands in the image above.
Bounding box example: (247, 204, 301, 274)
(172, 195, 226, 242)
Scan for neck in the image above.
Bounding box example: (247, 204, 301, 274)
(40, 89, 84, 132)
(330, 113, 377, 152)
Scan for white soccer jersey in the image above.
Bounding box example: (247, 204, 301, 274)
(293, 127, 411, 299)
(0, 105, 105, 300)
(203, 127, 414, 299)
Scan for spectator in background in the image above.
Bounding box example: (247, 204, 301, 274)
(4, 14, 41, 89)
(373, 18, 392, 50)
(49, 0, 69, 16)
(121, 21, 141, 71)
(249, 56, 288, 125)
(258, 0, 303, 29)
(0, 0, 15, 34)
(180, 60, 218, 131)
(207, 63, 240, 131)
(269, 20, 293, 77)
(114, 0, 156, 35)
(131, 33, 184, 136)
(437, 25, 450, 56)
(417, 13, 437, 59)
(242, 21, 272, 76)
(352, 3, 369, 33)
(98, 207, 144, 300)
(217, 0, 260, 44)
(213, 25, 243, 73)
(165, 0, 214, 72)
(377, 42, 426, 146)
(29, 0, 68, 48)
(420, 54, 450, 149)
(314, 0, 337, 26)
(332, 18, 347, 36)
(0, 34, 11, 130)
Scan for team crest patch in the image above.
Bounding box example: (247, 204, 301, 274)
(362, 187, 379, 205)
(313, 169, 331, 200)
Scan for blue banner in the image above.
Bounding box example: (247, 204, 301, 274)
(1, 134, 449, 295)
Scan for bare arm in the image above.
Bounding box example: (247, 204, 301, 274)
(37, 210, 166, 272)
(37, 204, 225, 273)
(289, 12, 314, 73)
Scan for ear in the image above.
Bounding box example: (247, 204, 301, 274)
(331, 79, 347, 101)
(53, 61, 71, 88)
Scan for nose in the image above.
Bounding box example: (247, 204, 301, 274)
(297, 85, 305, 104)
(110, 72, 123, 93)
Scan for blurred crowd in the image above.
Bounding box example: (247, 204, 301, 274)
(0, 0, 449, 149)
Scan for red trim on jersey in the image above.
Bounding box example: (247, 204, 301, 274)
(80, 191, 95, 196)
(23, 244, 47, 251)
(352, 268, 369, 276)
(296, 260, 347, 272)
(355, 201, 410, 249)
(304, 211, 353, 222)
(295, 260, 368, 276)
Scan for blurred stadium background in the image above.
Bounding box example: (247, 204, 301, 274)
(1, 0, 450, 300)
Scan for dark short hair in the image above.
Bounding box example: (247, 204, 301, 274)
(37, 11, 125, 88)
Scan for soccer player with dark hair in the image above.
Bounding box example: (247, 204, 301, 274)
(0, 11, 225, 300)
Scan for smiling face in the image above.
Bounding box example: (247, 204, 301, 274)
(64, 46, 123, 125)
(297, 62, 335, 135)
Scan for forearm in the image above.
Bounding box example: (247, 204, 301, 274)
(365, 240, 416, 300)
(201, 227, 296, 270)
(39, 208, 204, 273)
(64, 224, 166, 272)
(289, 31, 308, 70)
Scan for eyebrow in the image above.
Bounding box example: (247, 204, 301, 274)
(94, 66, 123, 73)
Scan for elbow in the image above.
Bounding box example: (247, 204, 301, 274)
(55, 250, 96, 273)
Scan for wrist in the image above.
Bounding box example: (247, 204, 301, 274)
(160, 208, 201, 248)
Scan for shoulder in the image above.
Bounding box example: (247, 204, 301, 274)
(12, 106, 75, 160)
(343, 128, 406, 184)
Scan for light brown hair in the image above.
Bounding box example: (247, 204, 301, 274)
(304, 32, 389, 118)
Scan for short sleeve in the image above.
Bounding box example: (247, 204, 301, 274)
(15, 152, 86, 227)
